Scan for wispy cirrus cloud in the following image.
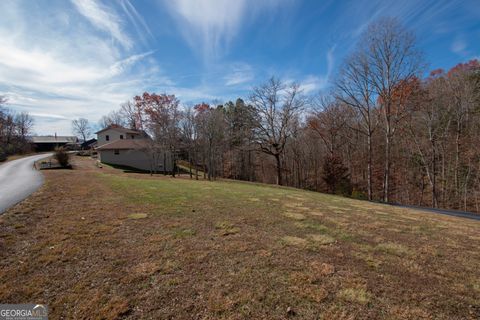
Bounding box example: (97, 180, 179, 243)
(224, 63, 254, 86)
(71, 0, 132, 49)
(119, 0, 154, 45)
(299, 46, 336, 94)
(334, 0, 476, 46)
(162, 0, 289, 60)
(451, 36, 467, 56)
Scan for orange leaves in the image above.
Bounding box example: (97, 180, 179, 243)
(447, 59, 480, 78)
(391, 77, 421, 107)
(194, 102, 210, 113)
(133, 92, 180, 130)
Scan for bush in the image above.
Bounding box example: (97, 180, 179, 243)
(0, 147, 6, 162)
(54, 148, 70, 167)
(322, 155, 352, 196)
(351, 189, 368, 200)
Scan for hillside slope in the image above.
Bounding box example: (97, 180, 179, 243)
(0, 157, 479, 319)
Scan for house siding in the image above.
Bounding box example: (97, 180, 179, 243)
(99, 149, 173, 172)
(97, 129, 136, 147)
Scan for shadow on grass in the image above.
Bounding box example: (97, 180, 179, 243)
(102, 162, 152, 173)
(39, 165, 73, 170)
(103, 162, 192, 175)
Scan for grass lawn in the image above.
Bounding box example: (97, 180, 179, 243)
(0, 157, 479, 319)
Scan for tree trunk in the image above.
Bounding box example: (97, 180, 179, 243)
(202, 151, 206, 180)
(367, 132, 373, 201)
(454, 126, 460, 207)
(208, 142, 213, 181)
(431, 140, 438, 208)
(383, 132, 390, 203)
(171, 149, 176, 178)
(275, 153, 282, 185)
(248, 149, 253, 181)
(163, 152, 167, 176)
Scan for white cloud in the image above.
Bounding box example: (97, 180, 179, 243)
(299, 46, 335, 94)
(299, 75, 324, 94)
(30, 113, 69, 120)
(0, 1, 170, 135)
(224, 64, 254, 86)
(119, 0, 154, 45)
(451, 36, 467, 55)
(162, 0, 286, 60)
(71, 0, 133, 49)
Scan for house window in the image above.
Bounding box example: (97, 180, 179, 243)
(120, 135, 124, 139)
(106, 135, 110, 141)
(131, 135, 134, 139)
(114, 149, 119, 155)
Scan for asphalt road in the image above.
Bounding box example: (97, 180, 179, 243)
(388, 203, 480, 221)
(0, 153, 52, 214)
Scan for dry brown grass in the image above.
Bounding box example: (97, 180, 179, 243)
(0, 156, 479, 319)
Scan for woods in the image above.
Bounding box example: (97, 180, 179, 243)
(99, 17, 480, 212)
(0, 96, 34, 161)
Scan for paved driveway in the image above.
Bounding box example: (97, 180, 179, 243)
(0, 153, 52, 213)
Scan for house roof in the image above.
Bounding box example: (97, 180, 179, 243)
(95, 125, 144, 135)
(96, 139, 150, 150)
(81, 138, 97, 147)
(29, 136, 78, 144)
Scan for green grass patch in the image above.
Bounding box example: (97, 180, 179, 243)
(354, 252, 382, 269)
(295, 220, 356, 243)
(308, 234, 335, 245)
(128, 213, 148, 219)
(376, 242, 413, 256)
(281, 236, 308, 247)
(172, 228, 196, 238)
(295, 220, 330, 233)
(215, 221, 240, 236)
(337, 288, 371, 305)
(283, 211, 306, 220)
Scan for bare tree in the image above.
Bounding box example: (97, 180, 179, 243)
(224, 98, 257, 181)
(195, 104, 225, 181)
(15, 112, 34, 139)
(119, 100, 139, 129)
(250, 77, 306, 185)
(0, 97, 35, 158)
(98, 110, 125, 129)
(335, 51, 378, 200)
(72, 118, 91, 142)
(181, 106, 198, 179)
(308, 96, 349, 157)
(362, 17, 424, 202)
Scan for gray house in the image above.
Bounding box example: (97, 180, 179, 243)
(95, 125, 172, 172)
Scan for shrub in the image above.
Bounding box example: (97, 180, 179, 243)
(0, 147, 6, 162)
(54, 147, 70, 167)
(351, 189, 368, 200)
(322, 155, 352, 196)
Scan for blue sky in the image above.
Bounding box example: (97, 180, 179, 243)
(0, 0, 479, 135)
